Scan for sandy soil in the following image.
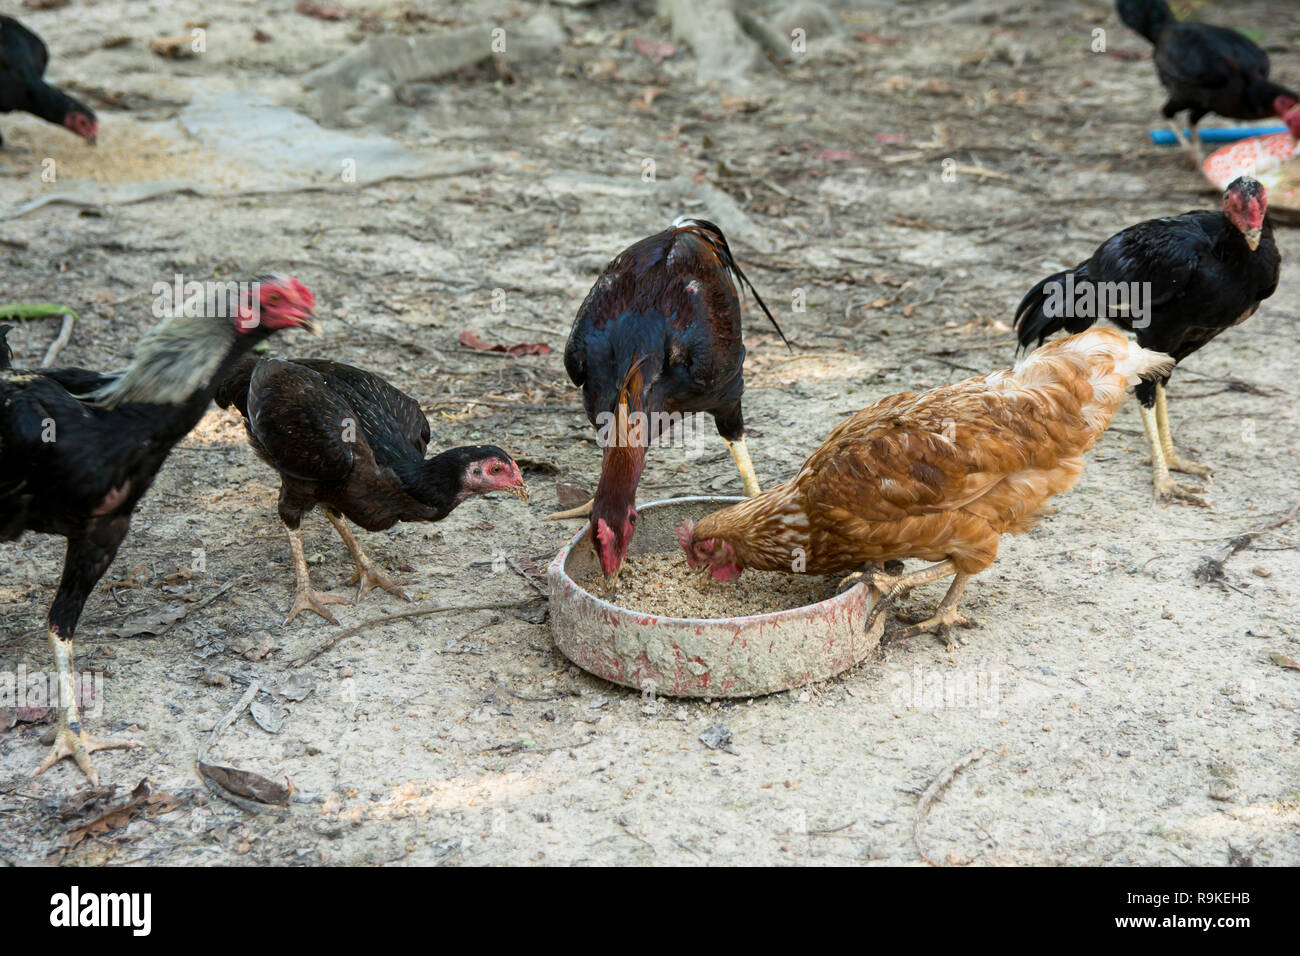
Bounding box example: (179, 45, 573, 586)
(0, 0, 1297, 867)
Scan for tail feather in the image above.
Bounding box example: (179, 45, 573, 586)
(1013, 263, 1098, 351)
(0, 324, 12, 370)
(671, 217, 791, 351)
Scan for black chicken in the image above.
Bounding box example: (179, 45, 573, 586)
(549, 217, 787, 576)
(215, 357, 529, 624)
(1014, 176, 1279, 506)
(1117, 0, 1300, 165)
(0, 277, 319, 783)
(0, 16, 97, 147)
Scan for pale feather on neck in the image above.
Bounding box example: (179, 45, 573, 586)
(83, 314, 238, 409)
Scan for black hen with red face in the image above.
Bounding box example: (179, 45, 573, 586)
(216, 356, 528, 623)
(1117, 0, 1300, 160)
(0, 276, 318, 784)
(559, 217, 786, 575)
(0, 16, 98, 147)
(1014, 177, 1279, 505)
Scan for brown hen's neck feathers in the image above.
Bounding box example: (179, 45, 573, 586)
(693, 482, 807, 572)
(83, 314, 240, 409)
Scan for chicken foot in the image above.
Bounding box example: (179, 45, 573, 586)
(1156, 383, 1212, 477)
(724, 436, 761, 497)
(545, 499, 593, 521)
(862, 559, 961, 634)
(1140, 403, 1209, 507)
(886, 573, 976, 651)
(283, 526, 351, 625)
(325, 509, 412, 603)
(33, 630, 139, 786)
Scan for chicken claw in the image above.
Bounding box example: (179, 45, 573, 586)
(1154, 476, 1210, 508)
(347, 564, 412, 603)
(887, 608, 976, 652)
(324, 509, 412, 603)
(35, 725, 140, 787)
(1165, 455, 1212, 478)
(284, 587, 351, 626)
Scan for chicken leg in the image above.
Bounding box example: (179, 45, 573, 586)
(724, 436, 761, 497)
(34, 630, 139, 786)
(283, 526, 351, 625)
(1140, 403, 1208, 507)
(324, 508, 412, 603)
(887, 573, 975, 651)
(1167, 119, 1204, 167)
(1155, 383, 1212, 477)
(861, 559, 961, 633)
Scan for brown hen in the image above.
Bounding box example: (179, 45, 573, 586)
(677, 329, 1174, 646)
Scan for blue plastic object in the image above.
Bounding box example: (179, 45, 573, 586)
(1149, 125, 1288, 145)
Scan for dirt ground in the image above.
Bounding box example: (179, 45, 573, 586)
(1, 0, 1297, 866)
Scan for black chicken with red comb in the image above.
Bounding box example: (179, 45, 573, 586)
(0, 277, 319, 784)
(216, 356, 529, 624)
(0, 16, 98, 147)
(550, 217, 787, 576)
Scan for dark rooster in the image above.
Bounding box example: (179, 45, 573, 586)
(1117, 0, 1300, 165)
(0, 277, 318, 783)
(0, 16, 97, 147)
(550, 217, 787, 576)
(1014, 176, 1279, 506)
(215, 357, 529, 624)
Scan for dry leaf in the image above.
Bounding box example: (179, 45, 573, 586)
(250, 699, 287, 734)
(199, 762, 292, 806)
(108, 605, 188, 638)
(160, 567, 194, 585)
(555, 483, 591, 509)
(59, 779, 183, 849)
(1268, 652, 1300, 671)
(148, 35, 198, 60)
(458, 330, 552, 356)
(632, 37, 675, 62)
(277, 673, 316, 702)
(296, 1, 348, 20)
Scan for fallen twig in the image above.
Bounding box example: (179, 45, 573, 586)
(429, 398, 581, 413)
(913, 748, 984, 866)
(195, 680, 276, 814)
(292, 598, 541, 666)
(101, 581, 235, 639)
(505, 557, 548, 596)
(1193, 500, 1299, 586)
(42, 312, 76, 366)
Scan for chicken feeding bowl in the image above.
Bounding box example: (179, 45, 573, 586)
(547, 496, 883, 698)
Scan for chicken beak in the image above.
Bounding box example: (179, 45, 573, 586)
(299, 313, 323, 337)
(1243, 228, 1262, 252)
(506, 481, 530, 503)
